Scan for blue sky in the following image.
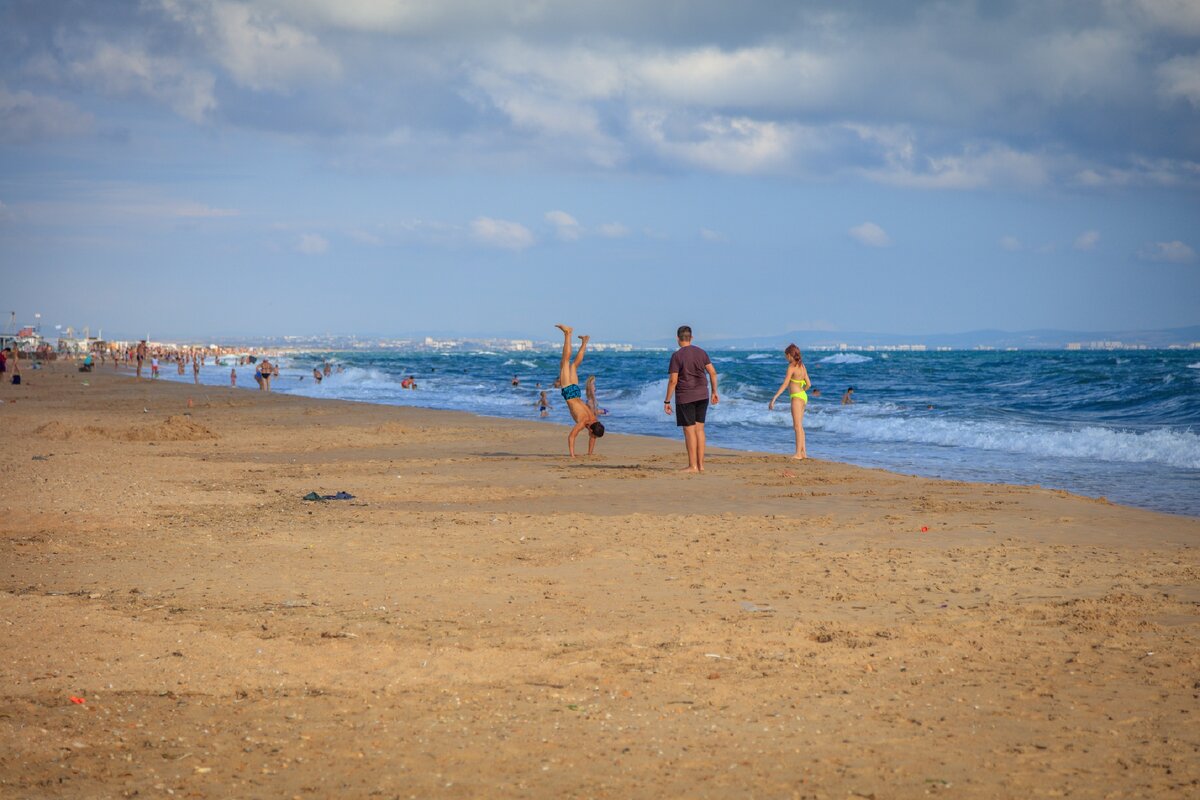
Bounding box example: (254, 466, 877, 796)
(1, 0, 1198, 342)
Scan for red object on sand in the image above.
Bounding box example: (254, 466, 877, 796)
(920, 526, 929, 532)
(70, 696, 85, 705)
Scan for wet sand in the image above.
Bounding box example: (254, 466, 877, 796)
(1, 364, 1198, 798)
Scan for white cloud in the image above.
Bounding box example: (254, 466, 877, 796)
(636, 46, 836, 109)
(1000, 235, 1023, 252)
(471, 217, 534, 250)
(545, 210, 581, 241)
(699, 228, 726, 242)
(597, 222, 629, 238)
(208, 2, 342, 91)
(849, 222, 891, 248)
(296, 233, 328, 254)
(1158, 54, 1200, 107)
(1137, 240, 1197, 263)
(160, 0, 342, 92)
(70, 43, 216, 122)
(632, 110, 796, 174)
(0, 83, 94, 143)
(1074, 230, 1100, 251)
(1133, 0, 1200, 34)
(855, 130, 1049, 189)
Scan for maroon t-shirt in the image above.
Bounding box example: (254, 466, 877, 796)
(669, 345, 712, 404)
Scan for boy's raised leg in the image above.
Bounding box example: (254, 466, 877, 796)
(555, 324, 573, 386)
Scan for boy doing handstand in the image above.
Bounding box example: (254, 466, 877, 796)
(555, 324, 605, 456)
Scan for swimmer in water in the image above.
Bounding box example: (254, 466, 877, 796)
(842, 386, 855, 405)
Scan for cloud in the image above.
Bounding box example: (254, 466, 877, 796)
(0, 83, 94, 143)
(597, 222, 629, 238)
(347, 229, 383, 245)
(3, 1, 1200, 187)
(1158, 54, 1200, 107)
(69, 43, 216, 122)
(632, 110, 796, 174)
(471, 217, 534, 250)
(161, 0, 343, 93)
(1073, 230, 1100, 251)
(545, 210, 581, 241)
(173, 203, 238, 218)
(1000, 235, 1023, 252)
(849, 222, 890, 248)
(855, 129, 1049, 189)
(699, 228, 726, 242)
(296, 233, 328, 254)
(1137, 240, 1197, 264)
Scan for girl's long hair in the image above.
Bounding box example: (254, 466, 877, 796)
(784, 343, 803, 365)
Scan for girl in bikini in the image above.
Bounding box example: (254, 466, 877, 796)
(768, 343, 816, 459)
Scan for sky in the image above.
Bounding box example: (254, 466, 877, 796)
(1, 0, 1198, 343)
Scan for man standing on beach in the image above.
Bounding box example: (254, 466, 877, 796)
(664, 325, 719, 473)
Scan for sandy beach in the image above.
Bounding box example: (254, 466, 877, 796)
(1, 364, 1197, 799)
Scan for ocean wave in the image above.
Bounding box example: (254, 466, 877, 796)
(806, 409, 1200, 470)
(746, 353, 773, 360)
(1188, 362, 1200, 369)
(819, 353, 872, 364)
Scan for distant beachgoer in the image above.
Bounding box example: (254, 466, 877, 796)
(136, 341, 147, 378)
(177, 357, 185, 376)
(585, 375, 598, 413)
(555, 324, 604, 456)
(230, 368, 237, 387)
(323, 362, 332, 377)
(0, 348, 7, 380)
(335, 365, 343, 374)
(664, 325, 719, 473)
(259, 358, 272, 392)
(769, 344, 815, 460)
(512, 375, 520, 387)
(536, 390, 551, 417)
(312, 368, 323, 383)
(151, 357, 160, 379)
(407, 375, 417, 389)
(192, 358, 200, 385)
(842, 387, 855, 405)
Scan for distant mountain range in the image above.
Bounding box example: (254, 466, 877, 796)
(699, 325, 1200, 350)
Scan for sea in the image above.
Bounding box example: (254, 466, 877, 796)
(164, 349, 1200, 517)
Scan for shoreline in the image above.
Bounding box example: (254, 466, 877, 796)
(2, 364, 1198, 797)
(160, 358, 1200, 521)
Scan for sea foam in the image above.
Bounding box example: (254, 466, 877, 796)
(807, 409, 1200, 470)
(819, 353, 872, 364)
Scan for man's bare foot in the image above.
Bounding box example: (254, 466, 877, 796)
(555, 324, 571, 334)
(792, 454, 806, 460)
(578, 334, 589, 344)
(679, 466, 700, 473)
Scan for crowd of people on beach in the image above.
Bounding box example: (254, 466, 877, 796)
(14, 325, 858, 470)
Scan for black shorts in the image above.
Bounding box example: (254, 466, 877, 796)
(675, 398, 709, 427)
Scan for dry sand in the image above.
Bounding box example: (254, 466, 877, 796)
(1, 365, 1197, 798)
